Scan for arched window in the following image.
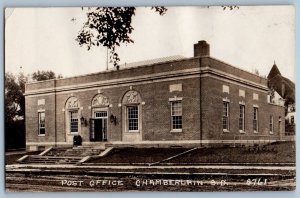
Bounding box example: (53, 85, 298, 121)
(65, 96, 80, 134)
(122, 90, 142, 132)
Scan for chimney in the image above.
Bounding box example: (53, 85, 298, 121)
(194, 40, 210, 57)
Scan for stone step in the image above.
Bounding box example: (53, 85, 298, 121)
(45, 148, 69, 156)
(31, 155, 82, 159)
(62, 148, 103, 156)
(24, 155, 82, 165)
(32, 146, 106, 164)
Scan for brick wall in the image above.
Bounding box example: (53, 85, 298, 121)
(25, 55, 285, 148)
(25, 94, 56, 143)
(200, 76, 285, 142)
(201, 57, 268, 86)
(26, 77, 201, 146)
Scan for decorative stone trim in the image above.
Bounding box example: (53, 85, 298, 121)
(222, 98, 230, 102)
(91, 94, 109, 107)
(169, 96, 183, 101)
(239, 101, 245, 105)
(25, 67, 268, 96)
(253, 93, 259, 100)
(222, 85, 229, 93)
(239, 89, 245, 97)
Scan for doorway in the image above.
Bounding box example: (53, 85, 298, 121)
(90, 111, 108, 142)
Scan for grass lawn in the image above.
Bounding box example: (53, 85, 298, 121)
(5, 151, 41, 165)
(6, 142, 295, 165)
(88, 141, 295, 164)
(165, 141, 295, 164)
(88, 147, 188, 164)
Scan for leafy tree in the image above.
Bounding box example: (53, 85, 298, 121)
(5, 72, 25, 123)
(5, 72, 27, 150)
(32, 70, 63, 81)
(6, 70, 62, 122)
(5, 71, 62, 150)
(76, 7, 167, 68)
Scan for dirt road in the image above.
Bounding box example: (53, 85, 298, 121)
(6, 167, 295, 192)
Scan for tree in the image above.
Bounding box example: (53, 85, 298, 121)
(76, 6, 241, 68)
(32, 70, 63, 81)
(5, 71, 62, 150)
(5, 72, 25, 123)
(76, 7, 167, 68)
(5, 72, 27, 150)
(6, 70, 62, 122)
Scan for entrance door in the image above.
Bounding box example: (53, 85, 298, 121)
(90, 111, 108, 142)
(94, 111, 107, 142)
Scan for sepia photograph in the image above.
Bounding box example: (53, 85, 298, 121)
(4, 6, 295, 192)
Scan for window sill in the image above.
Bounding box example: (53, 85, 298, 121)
(270, 132, 274, 134)
(68, 132, 79, 135)
(253, 131, 259, 134)
(126, 130, 140, 133)
(239, 130, 245, 133)
(170, 129, 182, 133)
(38, 134, 45, 137)
(223, 129, 230, 133)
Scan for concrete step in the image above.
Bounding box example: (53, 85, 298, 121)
(27, 146, 106, 165)
(24, 155, 82, 165)
(62, 148, 103, 156)
(45, 147, 69, 156)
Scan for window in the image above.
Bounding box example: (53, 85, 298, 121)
(253, 107, 258, 132)
(291, 116, 294, 124)
(269, 116, 274, 133)
(171, 101, 182, 131)
(223, 101, 229, 131)
(70, 111, 78, 133)
(38, 112, 45, 135)
(95, 111, 107, 118)
(127, 106, 139, 131)
(239, 105, 245, 132)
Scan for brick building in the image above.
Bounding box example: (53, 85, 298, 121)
(24, 41, 286, 151)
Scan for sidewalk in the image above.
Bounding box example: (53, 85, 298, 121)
(5, 150, 27, 156)
(6, 163, 296, 171)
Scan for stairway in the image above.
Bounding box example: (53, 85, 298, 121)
(23, 155, 82, 165)
(45, 147, 69, 156)
(62, 147, 103, 157)
(21, 146, 104, 165)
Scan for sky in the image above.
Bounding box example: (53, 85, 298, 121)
(5, 6, 295, 81)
